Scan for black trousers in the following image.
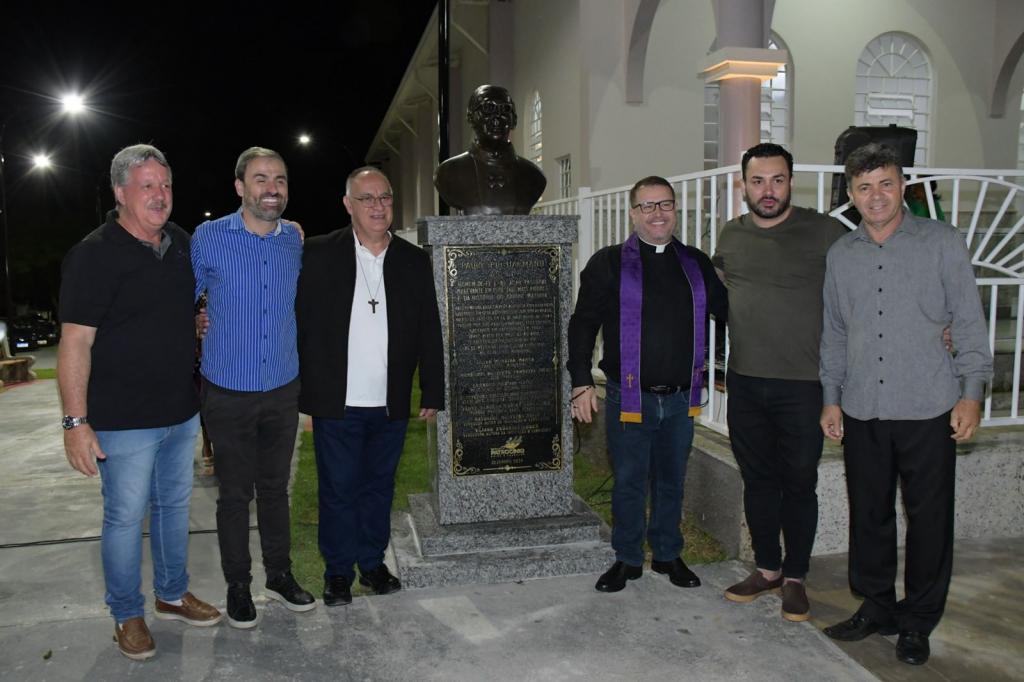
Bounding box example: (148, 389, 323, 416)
(842, 411, 956, 634)
(201, 378, 300, 585)
(726, 371, 823, 578)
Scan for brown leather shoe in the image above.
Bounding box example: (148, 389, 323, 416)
(113, 617, 155, 661)
(724, 571, 783, 603)
(154, 591, 223, 627)
(781, 580, 810, 621)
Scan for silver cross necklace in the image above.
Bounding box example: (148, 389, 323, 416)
(356, 252, 384, 313)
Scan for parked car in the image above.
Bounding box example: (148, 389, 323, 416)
(7, 317, 38, 351)
(6, 314, 59, 352)
(25, 314, 60, 347)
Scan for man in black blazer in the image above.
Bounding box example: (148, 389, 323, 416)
(295, 167, 444, 606)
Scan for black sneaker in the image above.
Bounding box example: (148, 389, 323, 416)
(226, 582, 258, 629)
(323, 575, 353, 607)
(265, 571, 316, 612)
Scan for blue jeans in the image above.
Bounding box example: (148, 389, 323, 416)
(313, 408, 408, 581)
(96, 413, 199, 623)
(604, 382, 695, 566)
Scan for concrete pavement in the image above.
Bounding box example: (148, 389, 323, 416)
(1, 374, 1020, 681)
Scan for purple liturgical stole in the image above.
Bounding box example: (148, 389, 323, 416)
(618, 232, 708, 422)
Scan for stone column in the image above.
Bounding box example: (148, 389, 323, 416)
(702, 0, 782, 167)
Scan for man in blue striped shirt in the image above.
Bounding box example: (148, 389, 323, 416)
(192, 147, 315, 629)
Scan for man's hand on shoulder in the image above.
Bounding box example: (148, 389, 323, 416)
(195, 307, 210, 339)
(950, 398, 981, 443)
(819, 404, 844, 441)
(64, 425, 106, 477)
(286, 220, 305, 242)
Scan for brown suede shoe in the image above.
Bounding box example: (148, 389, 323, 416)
(781, 580, 810, 622)
(113, 617, 155, 661)
(724, 571, 783, 603)
(154, 592, 223, 627)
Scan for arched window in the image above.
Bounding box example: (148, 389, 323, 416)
(703, 36, 790, 169)
(854, 32, 932, 166)
(527, 90, 542, 165)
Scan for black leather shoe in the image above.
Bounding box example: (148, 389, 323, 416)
(358, 564, 402, 595)
(896, 631, 930, 665)
(650, 557, 701, 588)
(595, 561, 643, 592)
(824, 613, 898, 641)
(323, 575, 353, 607)
(265, 571, 316, 612)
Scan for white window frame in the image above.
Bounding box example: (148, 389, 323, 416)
(854, 32, 932, 166)
(557, 155, 572, 199)
(528, 90, 542, 166)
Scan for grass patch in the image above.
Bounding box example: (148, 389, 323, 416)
(33, 368, 56, 380)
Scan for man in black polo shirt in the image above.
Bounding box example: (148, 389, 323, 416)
(58, 144, 221, 661)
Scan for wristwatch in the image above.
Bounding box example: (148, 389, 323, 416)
(62, 416, 88, 430)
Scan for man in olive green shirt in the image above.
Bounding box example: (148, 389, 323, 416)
(712, 143, 847, 622)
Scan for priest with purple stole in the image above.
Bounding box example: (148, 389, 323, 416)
(568, 175, 728, 593)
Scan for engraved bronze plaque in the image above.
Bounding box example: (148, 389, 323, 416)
(444, 245, 563, 476)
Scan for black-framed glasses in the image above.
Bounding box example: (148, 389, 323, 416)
(352, 194, 394, 207)
(632, 199, 676, 214)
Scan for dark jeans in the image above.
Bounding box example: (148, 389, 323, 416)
(313, 408, 408, 581)
(604, 381, 695, 567)
(843, 411, 956, 634)
(201, 378, 299, 584)
(726, 371, 823, 579)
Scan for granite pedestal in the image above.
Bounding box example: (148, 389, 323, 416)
(392, 215, 614, 588)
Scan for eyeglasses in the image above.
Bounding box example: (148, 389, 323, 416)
(351, 194, 394, 207)
(632, 199, 676, 214)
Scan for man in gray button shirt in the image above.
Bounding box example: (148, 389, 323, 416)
(819, 143, 992, 666)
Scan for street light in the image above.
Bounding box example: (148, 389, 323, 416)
(31, 153, 52, 170)
(298, 133, 312, 146)
(60, 93, 86, 116)
(1, 94, 88, 350)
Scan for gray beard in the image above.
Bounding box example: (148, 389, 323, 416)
(247, 197, 286, 222)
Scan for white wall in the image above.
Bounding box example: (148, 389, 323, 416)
(512, 0, 583, 201)
(583, 0, 717, 188)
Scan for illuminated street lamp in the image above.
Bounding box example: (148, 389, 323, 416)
(60, 93, 86, 116)
(31, 153, 52, 170)
(298, 133, 312, 146)
(1, 94, 88, 349)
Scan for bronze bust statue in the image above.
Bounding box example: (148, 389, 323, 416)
(434, 85, 547, 215)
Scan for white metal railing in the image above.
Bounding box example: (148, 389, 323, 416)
(537, 164, 1024, 429)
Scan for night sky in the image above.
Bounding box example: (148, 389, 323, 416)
(0, 1, 437, 311)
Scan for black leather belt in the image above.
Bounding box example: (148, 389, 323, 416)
(643, 385, 684, 395)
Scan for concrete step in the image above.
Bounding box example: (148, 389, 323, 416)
(393, 493, 615, 589)
(408, 493, 604, 556)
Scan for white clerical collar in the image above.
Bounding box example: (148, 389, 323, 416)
(638, 235, 669, 253)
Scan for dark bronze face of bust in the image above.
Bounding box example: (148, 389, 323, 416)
(434, 84, 546, 215)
